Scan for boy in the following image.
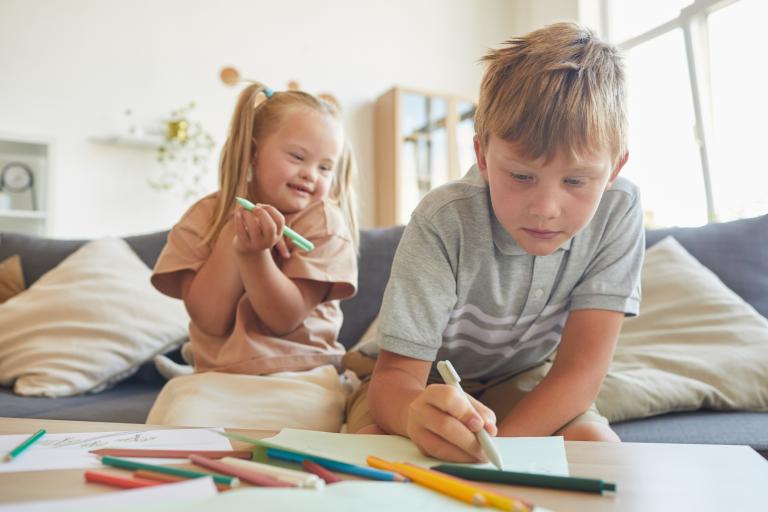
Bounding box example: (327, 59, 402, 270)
(345, 22, 644, 463)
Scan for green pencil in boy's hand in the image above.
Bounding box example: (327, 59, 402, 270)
(235, 196, 314, 252)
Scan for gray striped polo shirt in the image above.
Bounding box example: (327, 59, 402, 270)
(375, 166, 644, 380)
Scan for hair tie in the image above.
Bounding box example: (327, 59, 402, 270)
(263, 87, 274, 99)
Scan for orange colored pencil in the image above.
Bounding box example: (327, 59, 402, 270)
(404, 463, 531, 512)
(84, 470, 161, 489)
(368, 456, 487, 507)
(133, 469, 231, 491)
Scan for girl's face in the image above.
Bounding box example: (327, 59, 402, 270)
(251, 106, 343, 214)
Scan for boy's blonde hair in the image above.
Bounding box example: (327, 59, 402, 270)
(475, 22, 627, 166)
(204, 83, 359, 248)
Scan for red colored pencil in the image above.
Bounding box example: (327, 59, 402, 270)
(302, 459, 344, 484)
(188, 454, 293, 488)
(89, 449, 253, 459)
(84, 470, 161, 489)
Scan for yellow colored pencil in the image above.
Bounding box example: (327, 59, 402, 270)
(404, 463, 531, 512)
(367, 456, 487, 507)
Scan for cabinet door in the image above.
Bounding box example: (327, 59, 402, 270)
(375, 88, 476, 226)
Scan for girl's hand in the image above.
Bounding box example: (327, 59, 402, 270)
(233, 203, 287, 254)
(405, 384, 498, 463)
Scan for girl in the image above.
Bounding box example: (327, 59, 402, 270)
(146, 83, 359, 431)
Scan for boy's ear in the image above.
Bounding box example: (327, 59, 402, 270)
(473, 136, 489, 181)
(606, 151, 629, 188)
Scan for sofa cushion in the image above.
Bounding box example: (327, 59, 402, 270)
(645, 214, 768, 320)
(0, 254, 25, 303)
(613, 411, 768, 457)
(339, 226, 405, 349)
(0, 238, 189, 397)
(597, 236, 768, 422)
(0, 230, 170, 288)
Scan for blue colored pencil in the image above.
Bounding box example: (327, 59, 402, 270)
(265, 447, 407, 482)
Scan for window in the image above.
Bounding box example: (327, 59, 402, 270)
(603, 0, 768, 227)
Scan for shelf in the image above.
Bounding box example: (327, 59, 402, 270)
(0, 209, 47, 220)
(89, 135, 164, 150)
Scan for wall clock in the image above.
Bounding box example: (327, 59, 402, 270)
(0, 162, 37, 209)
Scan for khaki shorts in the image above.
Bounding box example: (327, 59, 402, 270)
(342, 351, 608, 434)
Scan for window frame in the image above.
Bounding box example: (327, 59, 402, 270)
(600, 0, 741, 223)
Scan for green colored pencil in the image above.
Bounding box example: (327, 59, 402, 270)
(3, 428, 46, 462)
(432, 464, 617, 494)
(100, 455, 240, 487)
(235, 196, 315, 252)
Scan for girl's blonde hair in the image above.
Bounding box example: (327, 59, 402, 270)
(203, 82, 359, 249)
(475, 22, 627, 166)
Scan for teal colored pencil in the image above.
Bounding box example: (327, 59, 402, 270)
(235, 196, 315, 251)
(3, 428, 46, 462)
(432, 464, 617, 494)
(100, 455, 240, 487)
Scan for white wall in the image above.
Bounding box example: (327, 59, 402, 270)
(0, 0, 525, 237)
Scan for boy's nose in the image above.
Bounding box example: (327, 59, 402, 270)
(528, 193, 561, 219)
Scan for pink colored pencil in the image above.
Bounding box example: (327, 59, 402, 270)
(89, 448, 253, 459)
(302, 459, 344, 484)
(188, 454, 293, 488)
(84, 470, 161, 489)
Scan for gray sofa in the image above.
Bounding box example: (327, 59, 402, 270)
(1, 215, 767, 458)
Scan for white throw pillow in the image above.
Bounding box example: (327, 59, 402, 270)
(0, 238, 189, 397)
(146, 365, 347, 432)
(596, 236, 768, 423)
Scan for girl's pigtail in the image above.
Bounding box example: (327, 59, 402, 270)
(204, 83, 270, 245)
(332, 141, 359, 251)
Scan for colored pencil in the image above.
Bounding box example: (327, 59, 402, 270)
(133, 469, 231, 491)
(219, 457, 323, 488)
(84, 470, 161, 489)
(3, 428, 46, 462)
(405, 463, 531, 512)
(236, 196, 314, 251)
(89, 448, 253, 459)
(432, 464, 617, 494)
(302, 459, 344, 484)
(266, 447, 407, 482)
(189, 454, 293, 488)
(368, 456, 487, 507)
(100, 455, 239, 487)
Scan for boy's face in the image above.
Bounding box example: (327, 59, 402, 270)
(475, 134, 627, 257)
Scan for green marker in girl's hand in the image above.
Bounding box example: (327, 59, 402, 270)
(235, 197, 314, 252)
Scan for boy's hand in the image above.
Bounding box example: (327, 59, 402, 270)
(406, 384, 498, 463)
(233, 204, 289, 258)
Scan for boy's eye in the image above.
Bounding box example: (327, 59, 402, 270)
(510, 173, 533, 182)
(564, 177, 586, 186)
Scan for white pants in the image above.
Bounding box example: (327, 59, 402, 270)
(146, 365, 350, 432)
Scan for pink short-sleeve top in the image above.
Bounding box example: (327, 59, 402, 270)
(151, 194, 358, 375)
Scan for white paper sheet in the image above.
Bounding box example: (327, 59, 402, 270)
(0, 428, 233, 473)
(0, 476, 218, 512)
(43, 481, 554, 512)
(256, 428, 569, 475)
